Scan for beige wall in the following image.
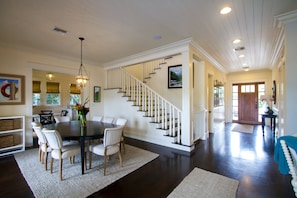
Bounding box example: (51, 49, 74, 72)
(0, 46, 105, 146)
(226, 69, 272, 122)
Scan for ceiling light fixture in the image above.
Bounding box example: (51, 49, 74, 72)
(239, 54, 245, 58)
(243, 66, 249, 71)
(52, 27, 67, 35)
(76, 37, 88, 89)
(46, 72, 54, 80)
(232, 39, 241, 44)
(233, 46, 245, 52)
(220, 7, 232, 15)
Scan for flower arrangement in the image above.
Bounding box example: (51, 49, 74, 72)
(73, 97, 89, 127)
(260, 95, 274, 115)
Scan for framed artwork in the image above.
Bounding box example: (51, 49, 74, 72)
(0, 73, 25, 105)
(168, 65, 182, 88)
(93, 86, 101, 102)
(272, 80, 276, 104)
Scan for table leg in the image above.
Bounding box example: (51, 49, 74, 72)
(80, 138, 85, 174)
(273, 117, 276, 134)
(261, 116, 265, 134)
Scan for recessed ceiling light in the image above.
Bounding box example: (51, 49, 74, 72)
(243, 66, 249, 71)
(220, 7, 232, 15)
(239, 54, 245, 58)
(233, 39, 241, 44)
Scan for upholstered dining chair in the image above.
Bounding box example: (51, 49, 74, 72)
(115, 118, 127, 153)
(101, 116, 114, 124)
(92, 115, 103, 122)
(88, 126, 123, 176)
(54, 115, 71, 123)
(32, 122, 51, 170)
(42, 129, 80, 181)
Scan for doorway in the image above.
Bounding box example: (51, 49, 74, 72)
(232, 82, 264, 124)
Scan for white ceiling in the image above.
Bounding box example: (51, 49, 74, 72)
(0, 0, 296, 73)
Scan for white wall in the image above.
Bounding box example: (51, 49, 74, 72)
(104, 89, 180, 149)
(0, 46, 104, 146)
(284, 20, 297, 135)
(145, 55, 182, 109)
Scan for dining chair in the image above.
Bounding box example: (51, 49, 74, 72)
(32, 122, 51, 170)
(54, 115, 71, 123)
(88, 126, 123, 176)
(102, 116, 114, 124)
(115, 118, 127, 153)
(42, 129, 80, 181)
(92, 115, 103, 122)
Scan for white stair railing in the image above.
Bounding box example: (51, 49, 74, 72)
(120, 68, 182, 144)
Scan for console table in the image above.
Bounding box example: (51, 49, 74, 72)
(261, 114, 277, 134)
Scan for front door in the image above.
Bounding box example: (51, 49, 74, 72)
(237, 83, 259, 124)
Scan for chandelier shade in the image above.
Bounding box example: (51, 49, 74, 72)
(76, 37, 88, 88)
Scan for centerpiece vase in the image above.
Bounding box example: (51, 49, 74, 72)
(78, 108, 89, 127)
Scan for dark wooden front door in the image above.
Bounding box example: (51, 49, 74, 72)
(238, 83, 259, 124)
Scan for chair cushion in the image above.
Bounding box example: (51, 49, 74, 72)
(89, 143, 119, 156)
(51, 144, 80, 159)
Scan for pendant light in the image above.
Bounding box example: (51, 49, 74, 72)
(76, 37, 88, 88)
(46, 72, 54, 80)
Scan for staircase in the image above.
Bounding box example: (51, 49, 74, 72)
(117, 67, 183, 145)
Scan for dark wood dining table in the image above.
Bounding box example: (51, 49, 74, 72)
(46, 120, 117, 174)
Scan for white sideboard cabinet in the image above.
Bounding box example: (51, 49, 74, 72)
(0, 116, 25, 156)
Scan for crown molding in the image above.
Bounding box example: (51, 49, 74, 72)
(104, 37, 227, 75)
(271, 10, 297, 67)
(274, 10, 297, 28)
(103, 38, 192, 69)
(190, 41, 227, 73)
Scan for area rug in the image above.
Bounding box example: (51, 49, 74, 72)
(14, 145, 158, 198)
(232, 124, 254, 133)
(167, 167, 239, 198)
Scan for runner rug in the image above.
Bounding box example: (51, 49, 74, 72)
(167, 167, 239, 198)
(232, 124, 254, 133)
(14, 145, 158, 198)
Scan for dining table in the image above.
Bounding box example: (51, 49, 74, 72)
(46, 120, 117, 174)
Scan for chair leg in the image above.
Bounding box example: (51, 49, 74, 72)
(84, 152, 87, 170)
(44, 151, 48, 171)
(121, 140, 125, 154)
(50, 158, 54, 174)
(103, 155, 107, 176)
(38, 147, 42, 162)
(89, 152, 92, 169)
(59, 158, 63, 181)
(118, 151, 123, 167)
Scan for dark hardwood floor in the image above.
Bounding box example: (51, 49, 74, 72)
(0, 123, 295, 198)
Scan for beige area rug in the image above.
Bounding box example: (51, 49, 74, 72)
(232, 124, 254, 133)
(168, 168, 239, 198)
(14, 145, 158, 198)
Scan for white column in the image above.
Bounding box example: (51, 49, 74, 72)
(181, 48, 192, 146)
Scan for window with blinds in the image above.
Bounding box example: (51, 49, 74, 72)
(46, 82, 60, 93)
(32, 81, 41, 106)
(32, 81, 41, 93)
(70, 83, 80, 94)
(69, 83, 81, 105)
(46, 82, 60, 105)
